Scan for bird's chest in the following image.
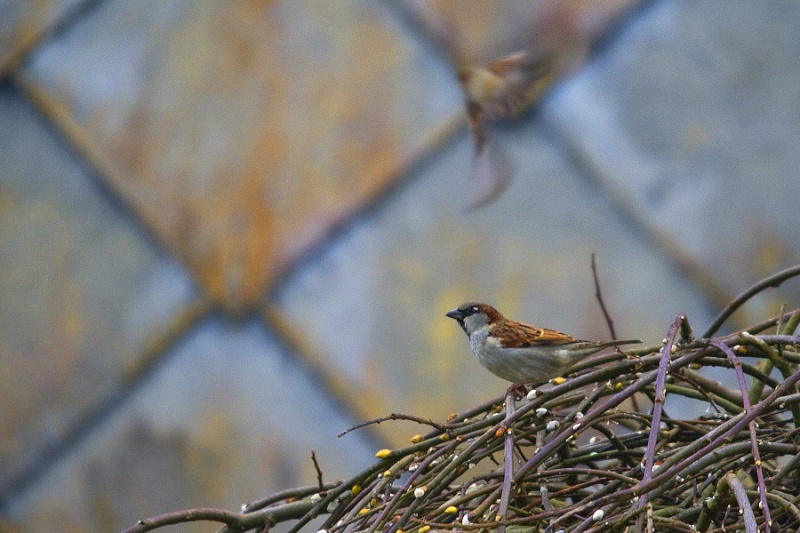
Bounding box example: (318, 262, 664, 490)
(469, 329, 491, 356)
(470, 331, 510, 367)
(469, 331, 578, 383)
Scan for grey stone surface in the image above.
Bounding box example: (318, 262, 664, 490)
(0, 86, 197, 496)
(4, 317, 377, 532)
(0, 0, 87, 71)
(22, 0, 464, 310)
(2, 1, 800, 531)
(544, 0, 800, 316)
(275, 118, 716, 423)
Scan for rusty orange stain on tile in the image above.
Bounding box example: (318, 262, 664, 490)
(20, 1, 637, 314)
(23, 1, 461, 314)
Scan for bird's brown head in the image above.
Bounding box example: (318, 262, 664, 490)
(446, 302, 504, 336)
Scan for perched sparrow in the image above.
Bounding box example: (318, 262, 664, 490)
(446, 302, 640, 384)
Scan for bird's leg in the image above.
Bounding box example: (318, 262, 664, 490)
(506, 380, 532, 401)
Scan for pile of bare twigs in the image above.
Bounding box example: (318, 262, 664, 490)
(124, 267, 800, 533)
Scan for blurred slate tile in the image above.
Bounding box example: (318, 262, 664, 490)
(543, 0, 800, 322)
(0, 0, 88, 74)
(273, 118, 715, 442)
(3, 317, 377, 533)
(0, 86, 198, 500)
(22, 0, 463, 314)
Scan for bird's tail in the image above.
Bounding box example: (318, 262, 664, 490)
(595, 339, 641, 350)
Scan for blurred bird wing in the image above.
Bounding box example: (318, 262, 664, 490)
(487, 50, 530, 74)
(466, 139, 514, 209)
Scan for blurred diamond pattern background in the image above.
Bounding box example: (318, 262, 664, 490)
(2, 1, 800, 531)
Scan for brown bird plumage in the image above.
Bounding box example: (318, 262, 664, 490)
(447, 302, 640, 383)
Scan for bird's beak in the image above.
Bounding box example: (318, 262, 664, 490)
(446, 308, 464, 321)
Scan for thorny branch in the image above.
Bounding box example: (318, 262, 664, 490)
(123, 267, 800, 533)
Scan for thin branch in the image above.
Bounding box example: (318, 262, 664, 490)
(724, 473, 759, 533)
(554, 365, 800, 530)
(767, 450, 800, 491)
(782, 306, 800, 335)
(337, 412, 444, 438)
(711, 341, 772, 532)
(311, 451, 325, 492)
(122, 508, 242, 533)
(124, 500, 318, 533)
(702, 264, 800, 338)
(240, 482, 340, 513)
(497, 392, 517, 533)
(636, 314, 682, 528)
(591, 252, 617, 339)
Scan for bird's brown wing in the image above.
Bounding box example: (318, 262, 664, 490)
(492, 320, 579, 349)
